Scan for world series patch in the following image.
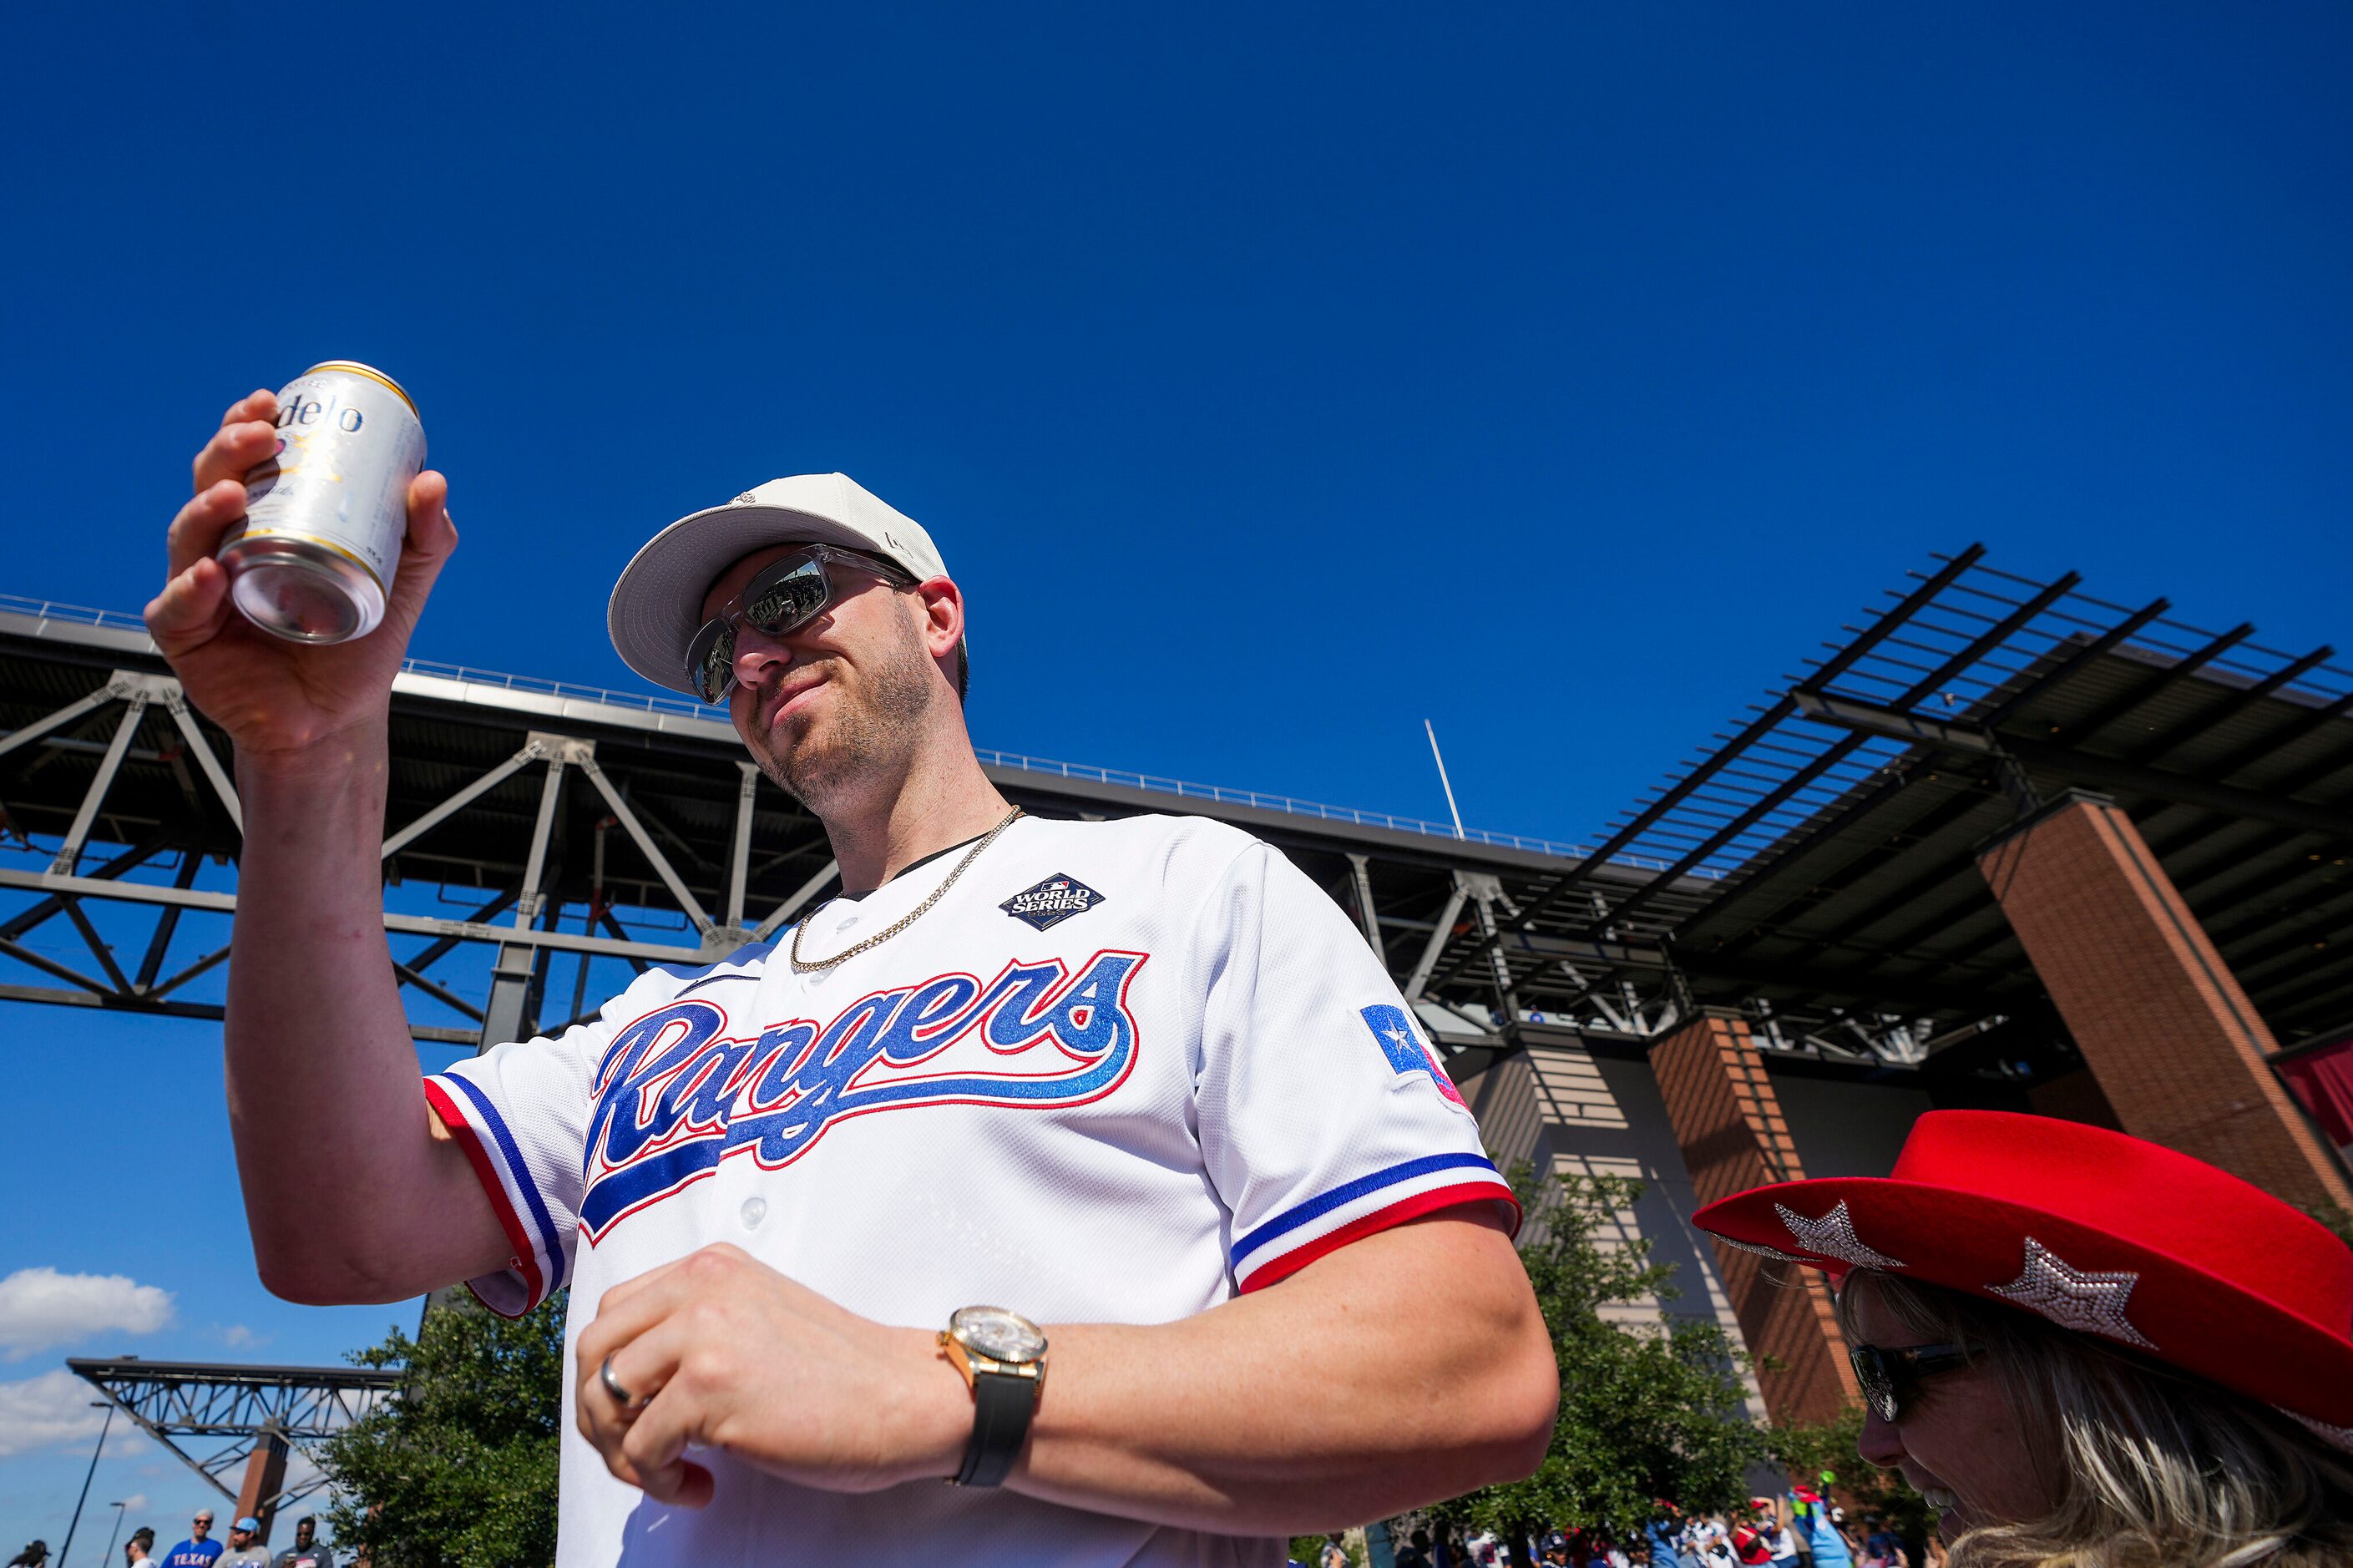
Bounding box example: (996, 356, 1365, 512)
(1000, 873, 1106, 931)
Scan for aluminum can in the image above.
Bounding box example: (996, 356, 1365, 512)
(217, 361, 425, 643)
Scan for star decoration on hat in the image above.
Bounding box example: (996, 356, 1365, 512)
(1716, 1235, 1807, 1264)
(1987, 1237, 2158, 1349)
(2279, 1408, 2353, 1455)
(1775, 1200, 1905, 1269)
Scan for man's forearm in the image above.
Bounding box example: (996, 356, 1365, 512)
(1003, 1210, 1556, 1534)
(225, 730, 498, 1302)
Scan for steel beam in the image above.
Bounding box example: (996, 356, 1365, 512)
(1345, 853, 1382, 954)
(380, 739, 546, 860)
(479, 746, 571, 1050)
(69, 1358, 398, 1521)
(0, 868, 710, 964)
(134, 849, 205, 992)
(0, 682, 120, 761)
(156, 679, 243, 837)
(755, 857, 841, 941)
(52, 694, 149, 875)
(576, 751, 716, 938)
(1587, 569, 2081, 938)
(1404, 880, 1470, 999)
(1792, 690, 2350, 841)
(726, 761, 760, 928)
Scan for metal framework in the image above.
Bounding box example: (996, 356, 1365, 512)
(1, 544, 2345, 1098)
(1415, 544, 2353, 1080)
(67, 1358, 399, 1514)
(0, 594, 1698, 1083)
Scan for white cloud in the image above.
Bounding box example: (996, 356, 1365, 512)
(0, 1267, 174, 1358)
(220, 1325, 255, 1348)
(116, 1493, 151, 1513)
(0, 1368, 110, 1458)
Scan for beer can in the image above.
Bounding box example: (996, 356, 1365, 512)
(218, 361, 425, 644)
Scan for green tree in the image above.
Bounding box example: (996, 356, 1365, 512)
(319, 1292, 567, 1568)
(1769, 1406, 1936, 1555)
(1429, 1167, 1769, 1545)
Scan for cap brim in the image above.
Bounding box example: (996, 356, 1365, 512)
(1696, 1176, 2353, 1436)
(606, 504, 895, 695)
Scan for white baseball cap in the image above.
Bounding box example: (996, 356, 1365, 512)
(607, 473, 951, 696)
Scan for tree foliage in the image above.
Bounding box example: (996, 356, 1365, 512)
(1768, 1405, 1936, 1549)
(319, 1292, 567, 1568)
(1430, 1168, 1769, 1539)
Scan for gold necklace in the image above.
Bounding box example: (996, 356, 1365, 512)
(789, 807, 1025, 974)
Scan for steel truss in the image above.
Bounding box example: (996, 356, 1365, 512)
(3, 574, 2232, 1089)
(68, 1358, 399, 1516)
(0, 599, 1732, 1070)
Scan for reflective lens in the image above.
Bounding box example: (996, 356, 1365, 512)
(681, 547, 914, 705)
(742, 557, 829, 634)
(1850, 1345, 1899, 1420)
(1847, 1341, 1965, 1422)
(684, 555, 837, 705)
(686, 618, 737, 705)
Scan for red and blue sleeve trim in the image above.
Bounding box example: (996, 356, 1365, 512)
(423, 1075, 563, 1316)
(1231, 1151, 1520, 1294)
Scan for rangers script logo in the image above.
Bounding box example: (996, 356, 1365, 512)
(578, 949, 1147, 1238)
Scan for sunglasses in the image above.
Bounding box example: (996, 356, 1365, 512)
(1849, 1340, 1967, 1421)
(686, 544, 916, 706)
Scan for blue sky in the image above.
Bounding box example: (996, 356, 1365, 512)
(3, 1, 2350, 1548)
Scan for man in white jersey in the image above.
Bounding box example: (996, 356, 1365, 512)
(147, 392, 1558, 1566)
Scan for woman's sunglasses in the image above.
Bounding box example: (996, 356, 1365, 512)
(1849, 1340, 1967, 1421)
(686, 544, 915, 705)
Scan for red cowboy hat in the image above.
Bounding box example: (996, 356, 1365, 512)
(1691, 1110, 2353, 1449)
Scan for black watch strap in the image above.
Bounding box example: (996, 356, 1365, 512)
(954, 1368, 1035, 1487)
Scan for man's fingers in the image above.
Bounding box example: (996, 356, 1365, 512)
(378, 472, 455, 642)
(620, 1399, 719, 1509)
(144, 556, 234, 657)
(578, 1246, 762, 1366)
(165, 481, 250, 580)
(220, 388, 276, 427)
(192, 417, 276, 494)
(577, 1322, 716, 1508)
(577, 1313, 686, 1435)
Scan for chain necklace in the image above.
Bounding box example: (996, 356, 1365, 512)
(789, 807, 1025, 974)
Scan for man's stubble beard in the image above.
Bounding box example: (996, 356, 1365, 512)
(749, 620, 937, 815)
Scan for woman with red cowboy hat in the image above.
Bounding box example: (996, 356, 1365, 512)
(1693, 1110, 2353, 1565)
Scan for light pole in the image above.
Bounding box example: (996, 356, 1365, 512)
(56, 1401, 116, 1568)
(100, 1503, 129, 1568)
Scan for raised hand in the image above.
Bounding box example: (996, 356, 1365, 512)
(144, 387, 457, 762)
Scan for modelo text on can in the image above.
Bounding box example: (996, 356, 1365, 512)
(217, 361, 425, 644)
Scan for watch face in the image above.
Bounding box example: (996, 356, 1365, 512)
(952, 1305, 1046, 1363)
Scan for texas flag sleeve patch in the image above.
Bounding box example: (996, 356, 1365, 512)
(1359, 1004, 1470, 1108)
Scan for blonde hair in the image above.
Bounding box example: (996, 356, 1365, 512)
(1836, 1269, 2353, 1568)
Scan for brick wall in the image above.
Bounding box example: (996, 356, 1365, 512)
(1977, 792, 2352, 1211)
(1650, 1010, 1859, 1425)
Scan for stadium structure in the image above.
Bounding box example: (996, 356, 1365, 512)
(3, 544, 2348, 1510)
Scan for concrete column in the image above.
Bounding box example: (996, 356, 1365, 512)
(234, 1424, 289, 1542)
(1977, 792, 2353, 1211)
(1651, 1009, 1858, 1426)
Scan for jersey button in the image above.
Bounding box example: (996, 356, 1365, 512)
(739, 1196, 767, 1231)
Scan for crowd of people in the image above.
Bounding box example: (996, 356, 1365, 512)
(1297, 1486, 1925, 1568)
(8, 1512, 333, 1568)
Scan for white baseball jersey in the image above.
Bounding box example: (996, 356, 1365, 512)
(425, 812, 1517, 1568)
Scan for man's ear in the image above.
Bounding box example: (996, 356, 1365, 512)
(913, 576, 964, 660)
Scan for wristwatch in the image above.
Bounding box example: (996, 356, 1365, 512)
(937, 1304, 1048, 1487)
